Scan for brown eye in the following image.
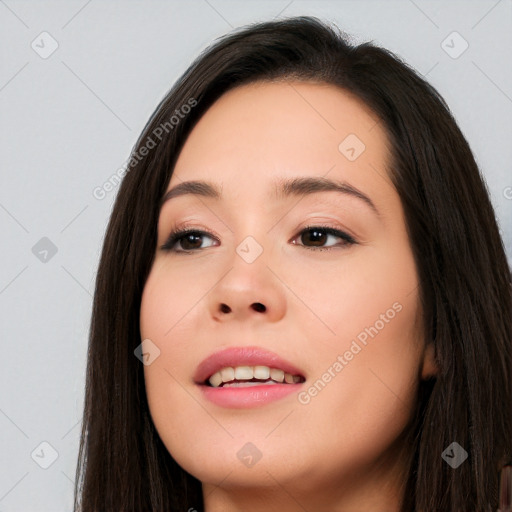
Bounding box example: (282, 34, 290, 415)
(161, 230, 218, 252)
(177, 232, 204, 251)
(292, 226, 356, 250)
(301, 228, 328, 246)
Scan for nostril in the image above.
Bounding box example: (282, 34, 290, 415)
(252, 302, 266, 312)
(220, 304, 231, 313)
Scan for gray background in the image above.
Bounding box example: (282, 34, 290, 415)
(0, 1, 511, 510)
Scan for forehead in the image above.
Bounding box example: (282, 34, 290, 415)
(168, 80, 392, 204)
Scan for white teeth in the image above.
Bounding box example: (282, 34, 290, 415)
(234, 366, 253, 380)
(208, 372, 223, 388)
(253, 365, 270, 379)
(269, 368, 285, 383)
(207, 365, 302, 388)
(220, 367, 235, 381)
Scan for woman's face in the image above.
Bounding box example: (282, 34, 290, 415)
(140, 81, 436, 506)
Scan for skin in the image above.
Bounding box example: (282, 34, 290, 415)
(139, 80, 438, 512)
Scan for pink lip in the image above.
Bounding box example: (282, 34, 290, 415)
(200, 383, 302, 408)
(194, 346, 306, 408)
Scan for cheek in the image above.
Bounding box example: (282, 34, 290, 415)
(139, 260, 220, 454)
(140, 260, 199, 340)
(288, 241, 422, 461)
(278, 237, 419, 353)
(139, 262, 202, 411)
(298, 289, 421, 453)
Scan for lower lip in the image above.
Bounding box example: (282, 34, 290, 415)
(199, 383, 303, 408)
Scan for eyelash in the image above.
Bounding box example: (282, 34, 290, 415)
(160, 224, 357, 253)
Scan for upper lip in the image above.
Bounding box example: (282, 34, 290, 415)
(194, 346, 306, 384)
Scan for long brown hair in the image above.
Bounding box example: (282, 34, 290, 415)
(73, 16, 512, 511)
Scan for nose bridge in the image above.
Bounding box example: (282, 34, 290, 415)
(225, 207, 274, 270)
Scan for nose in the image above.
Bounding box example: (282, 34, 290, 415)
(207, 250, 287, 324)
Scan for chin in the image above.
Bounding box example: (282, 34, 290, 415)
(163, 429, 313, 488)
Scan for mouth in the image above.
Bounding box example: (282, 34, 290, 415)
(194, 346, 306, 408)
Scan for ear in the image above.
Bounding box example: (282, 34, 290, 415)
(421, 343, 438, 379)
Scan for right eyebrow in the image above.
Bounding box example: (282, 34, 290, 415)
(160, 180, 221, 207)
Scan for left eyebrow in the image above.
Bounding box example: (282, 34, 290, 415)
(273, 176, 379, 215)
(160, 176, 379, 216)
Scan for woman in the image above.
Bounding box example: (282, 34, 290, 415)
(73, 16, 512, 511)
